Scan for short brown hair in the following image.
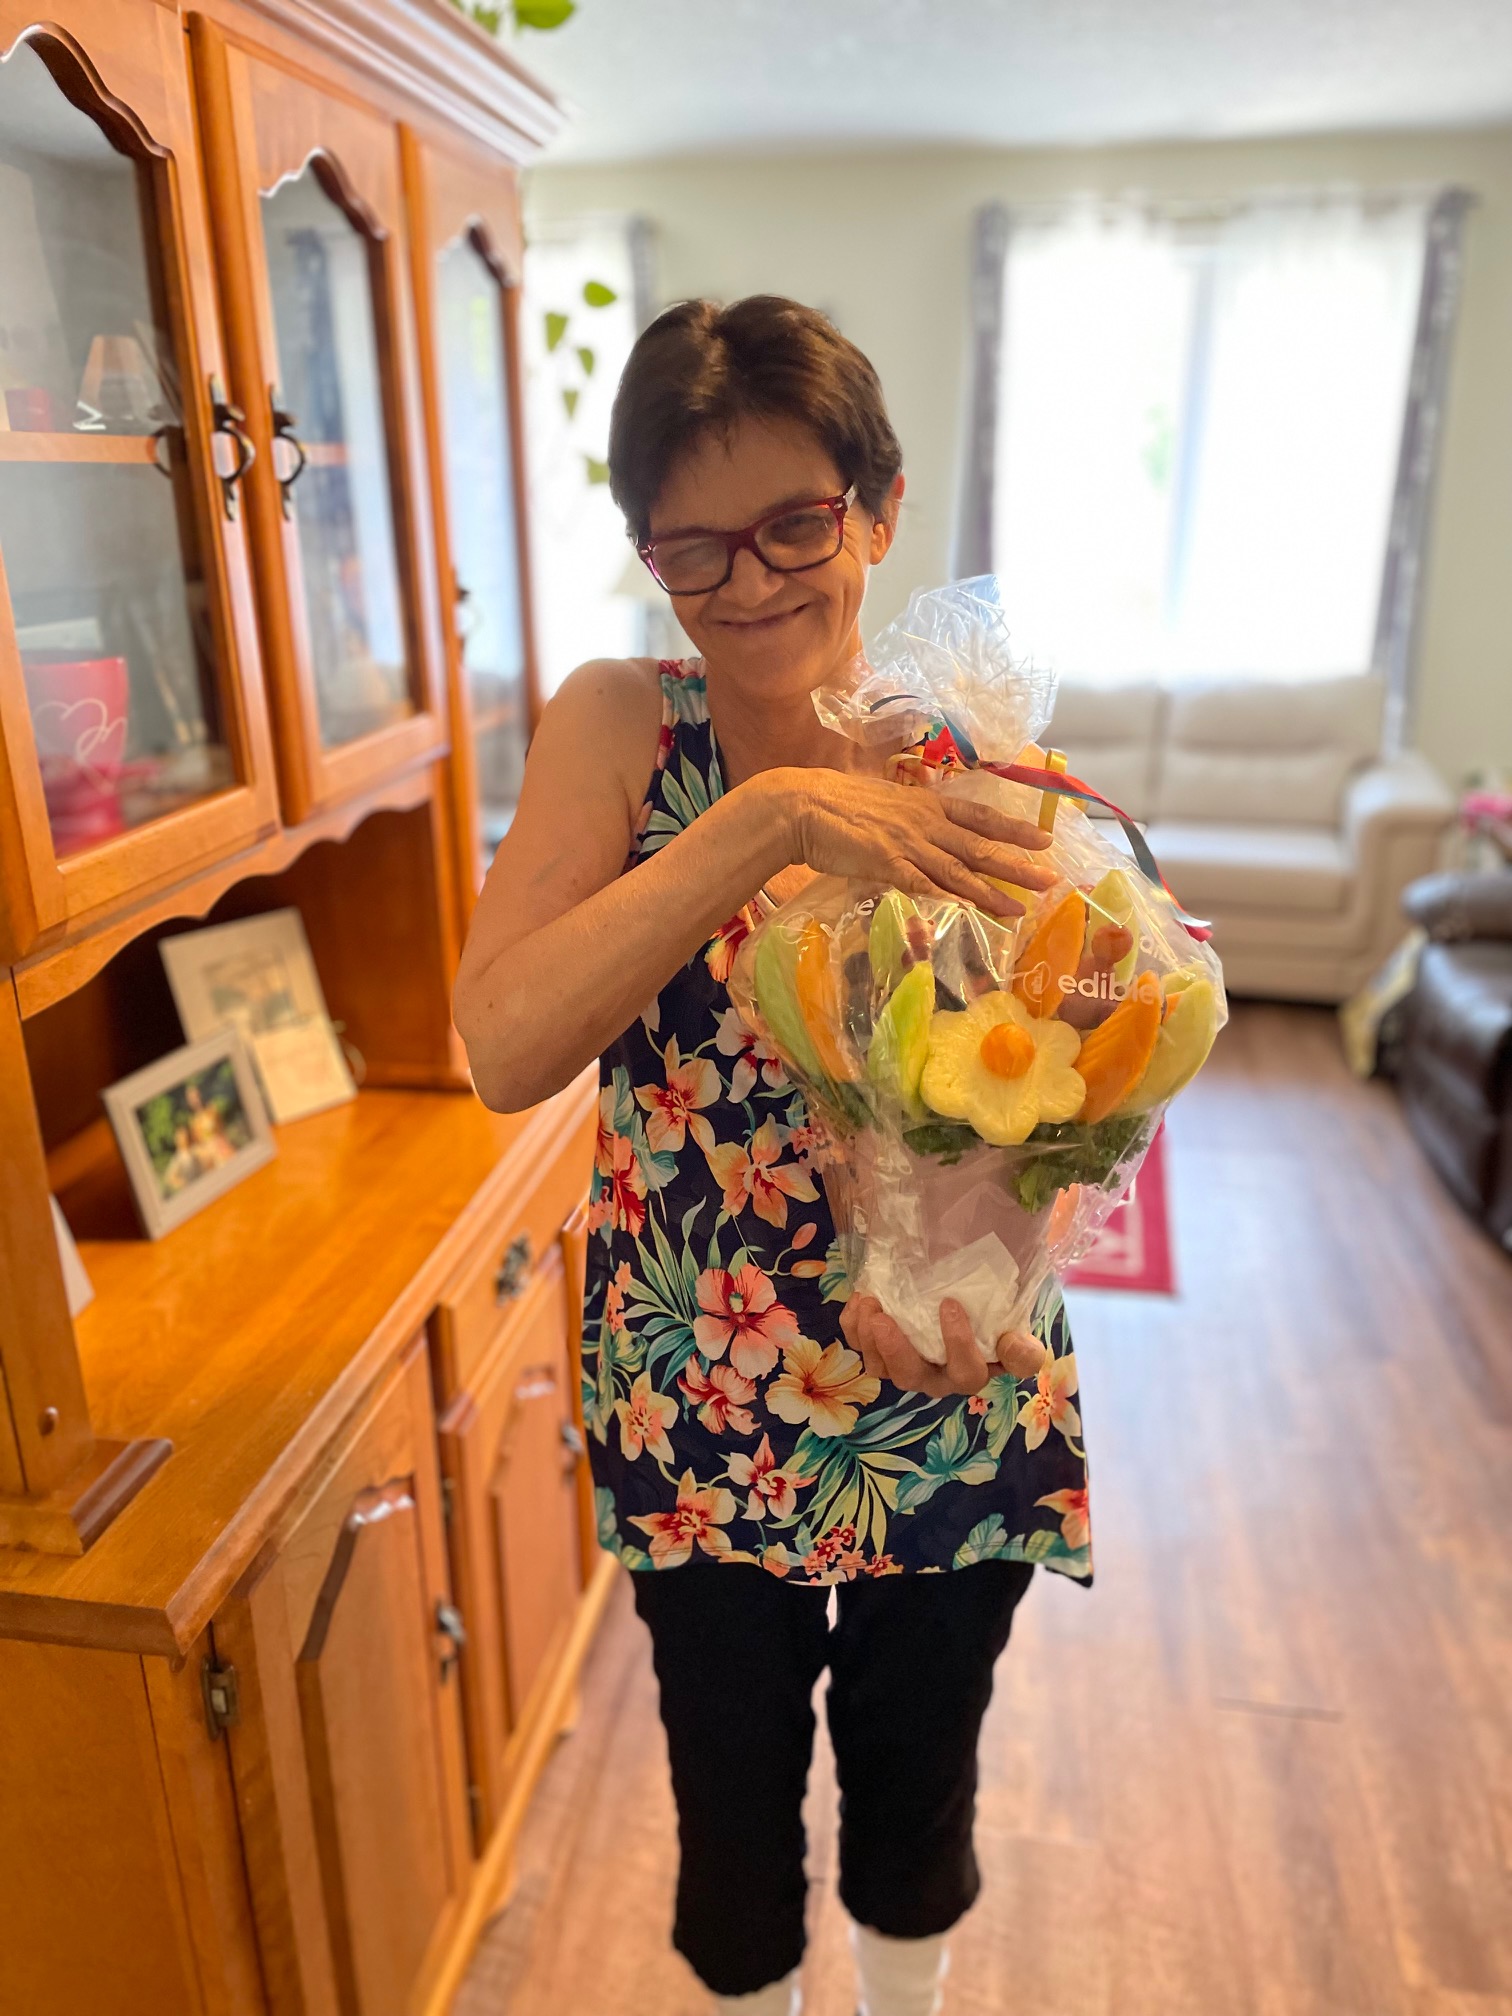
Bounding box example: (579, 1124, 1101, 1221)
(607, 294, 903, 542)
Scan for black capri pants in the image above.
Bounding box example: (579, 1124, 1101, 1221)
(631, 1558, 1035, 1998)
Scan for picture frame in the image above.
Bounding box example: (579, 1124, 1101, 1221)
(103, 1031, 276, 1241)
(159, 908, 356, 1122)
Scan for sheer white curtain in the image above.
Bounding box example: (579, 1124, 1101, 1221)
(522, 217, 645, 696)
(991, 192, 1431, 682)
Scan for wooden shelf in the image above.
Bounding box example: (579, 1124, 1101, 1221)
(0, 431, 166, 467)
(0, 1071, 596, 1655)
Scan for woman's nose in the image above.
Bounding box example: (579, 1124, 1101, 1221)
(722, 543, 784, 604)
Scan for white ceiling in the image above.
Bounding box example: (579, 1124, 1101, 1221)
(516, 0, 1512, 165)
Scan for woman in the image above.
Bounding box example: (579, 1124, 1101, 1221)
(454, 295, 1091, 2016)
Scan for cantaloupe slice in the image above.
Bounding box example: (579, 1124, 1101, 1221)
(1011, 889, 1087, 1018)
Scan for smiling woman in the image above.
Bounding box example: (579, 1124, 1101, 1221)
(450, 294, 1083, 2016)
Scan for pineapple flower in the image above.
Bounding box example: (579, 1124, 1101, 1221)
(919, 991, 1084, 1147)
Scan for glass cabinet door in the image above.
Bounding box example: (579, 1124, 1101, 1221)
(434, 230, 530, 858)
(260, 165, 412, 752)
(193, 30, 446, 826)
(0, 27, 272, 954)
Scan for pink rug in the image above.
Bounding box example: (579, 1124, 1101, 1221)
(1063, 1123, 1177, 1295)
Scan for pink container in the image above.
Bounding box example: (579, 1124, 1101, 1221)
(21, 654, 131, 853)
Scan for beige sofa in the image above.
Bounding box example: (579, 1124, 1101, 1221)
(1045, 672, 1455, 1002)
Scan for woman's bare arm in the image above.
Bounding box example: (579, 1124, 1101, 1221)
(454, 660, 1059, 1113)
(453, 660, 794, 1111)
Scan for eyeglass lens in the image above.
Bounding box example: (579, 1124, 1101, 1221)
(650, 502, 844, 593)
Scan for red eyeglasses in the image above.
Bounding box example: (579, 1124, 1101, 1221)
(637, 486, 856, 596)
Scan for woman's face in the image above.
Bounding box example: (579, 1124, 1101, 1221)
(646, 411, 902, 703)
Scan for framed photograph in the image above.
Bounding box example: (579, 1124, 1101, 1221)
(103, 1032, 276, 1240)
(160, 908, 356, 1122)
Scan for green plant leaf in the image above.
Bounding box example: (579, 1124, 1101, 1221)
(561, 386, 579, 420)
(513, 0, 576, 27)
(576, 345, 596, 376)
(544, 310, 569, 352)
(583, 454, 611, 485)
(582, 280, 618, 307)
(470, 1, 503, 29)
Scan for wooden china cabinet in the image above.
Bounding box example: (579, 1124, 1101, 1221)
(0, 4, 605, 2013)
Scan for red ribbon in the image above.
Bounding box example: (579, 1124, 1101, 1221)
(990, 759, 1212, 943)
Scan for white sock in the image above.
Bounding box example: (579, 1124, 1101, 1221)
(852, 1922, 950, 2016)
(713, 1969, 801, 2016)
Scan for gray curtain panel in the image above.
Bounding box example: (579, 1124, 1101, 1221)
(952, 201, 1011, 582)
(1372, 187, 1474, 753)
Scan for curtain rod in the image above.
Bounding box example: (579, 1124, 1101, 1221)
(990, 182, 1479, 226)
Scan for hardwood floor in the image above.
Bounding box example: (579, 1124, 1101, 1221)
(454, 1004, 1512, 2016)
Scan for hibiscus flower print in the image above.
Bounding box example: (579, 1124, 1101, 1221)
(615, 1371, 677, 1463)
(589, 1132, 647, 1239)
(635, 1036, 720, 1155)
(767, 1337, 880, 1438)
(678, 1358, 758, 1438)
(1018, 1351, 1082, 1451)
(629, 1468, 738, 1568)
(705, 1117, 819, 1230)
(727, 1432, 805, 1520)
(704, 910, 753, 984)
(692, 1263, 800, 1379)
(1035, 1485, 1090, 1552)
(713, 1004, 787, 1102)
(603, 1259, 633, 1334)
(594, 1084, 617, 1177)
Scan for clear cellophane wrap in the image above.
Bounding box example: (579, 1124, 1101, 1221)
(727, 579, 1228, 1365)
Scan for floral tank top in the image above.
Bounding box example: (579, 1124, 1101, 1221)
(581, 659, 1092, 1585)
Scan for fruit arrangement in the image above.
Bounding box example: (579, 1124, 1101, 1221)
(726, 579, 1227, 1364)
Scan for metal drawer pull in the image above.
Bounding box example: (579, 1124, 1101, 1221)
(269, 386, 308, 518)
(494, 1232, 533, 1304)
(209, 375, 255, 519)
(436, 1598, 467, 1680)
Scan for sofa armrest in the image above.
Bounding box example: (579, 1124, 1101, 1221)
(1402, 870, 1512, 942)
(1343, 752, 1455, 856)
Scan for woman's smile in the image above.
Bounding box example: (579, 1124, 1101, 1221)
(716, 603, 809, 632)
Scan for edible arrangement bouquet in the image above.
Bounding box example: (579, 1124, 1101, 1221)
(728, 578, 1226, 1365)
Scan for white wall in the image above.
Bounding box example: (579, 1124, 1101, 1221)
(527, 127, 1512, 787)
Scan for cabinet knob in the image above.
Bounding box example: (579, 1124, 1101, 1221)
(494, 1232, 533, 1304)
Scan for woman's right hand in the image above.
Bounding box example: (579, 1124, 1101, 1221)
(762, 766, 1058, 920)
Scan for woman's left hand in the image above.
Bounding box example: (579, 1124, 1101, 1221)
(841, 1293, 992, 1396)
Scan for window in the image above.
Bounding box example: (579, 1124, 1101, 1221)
(521, 216, 648, 696)
(985, 194, 1437, 682)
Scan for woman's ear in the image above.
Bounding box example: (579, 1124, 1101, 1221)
(869, 470, 905, 562)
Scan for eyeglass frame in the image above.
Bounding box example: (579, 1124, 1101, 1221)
(635, 485, 858, 595)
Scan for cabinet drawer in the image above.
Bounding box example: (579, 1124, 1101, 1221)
(433, 1094, 595, 1399)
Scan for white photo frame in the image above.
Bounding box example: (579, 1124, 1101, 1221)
(160, 909, 356, 1123)
(103, 1031, 276, 1240)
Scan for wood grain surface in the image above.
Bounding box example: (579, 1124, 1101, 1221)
(0, 1070, 596, 1655)
(454, 1004, 1512, 2016)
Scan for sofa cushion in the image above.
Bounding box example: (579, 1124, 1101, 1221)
(1045, 676, 1162, 822)
(1143, 819, 1352, 915)
(1155, 673, 1385, 827)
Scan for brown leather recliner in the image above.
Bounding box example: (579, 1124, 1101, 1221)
(1398, 871, 1512, 1251)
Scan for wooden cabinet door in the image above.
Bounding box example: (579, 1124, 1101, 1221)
(214, 1338, 471, 2016)
(400, 128, 540, 913)
(0, 0, 278, 963)
(438, 1247, 583, 1841)
(190, 19, 448, 827)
